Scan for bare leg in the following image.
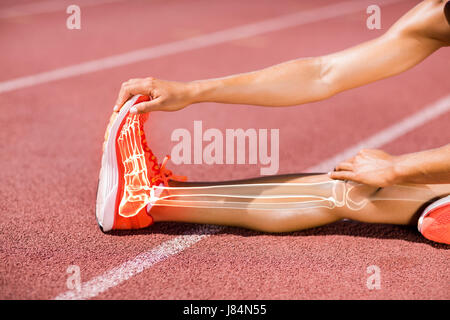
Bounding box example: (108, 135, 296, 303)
(149, 174, 450, 233)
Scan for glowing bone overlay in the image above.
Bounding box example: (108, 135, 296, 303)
(117, 113, 155, 218)
(149, 182, 434, 212)
(116, 113, 435, 218)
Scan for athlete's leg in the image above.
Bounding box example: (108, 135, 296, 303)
(337, 181, 450, 225)
(149, 174, 450, 233)
(150, 174, 343, 232)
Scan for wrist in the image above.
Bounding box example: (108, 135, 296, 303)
(183, 81, 200, 104)
(188, 78, 227, 104)
(187, 79, 216, 104)
(391, 155, 412, 184)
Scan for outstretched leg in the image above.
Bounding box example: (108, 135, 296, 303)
(149, 174, 450, 233)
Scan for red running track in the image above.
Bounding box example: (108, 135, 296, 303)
(0, 0, 449, 299)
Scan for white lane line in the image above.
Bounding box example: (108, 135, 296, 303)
(53, 94, 450, 300)
(0, 0, 406, 94)
(54, 225, 222, 300)
(307, 94, 450, 172)
(0, 0, 126, 19)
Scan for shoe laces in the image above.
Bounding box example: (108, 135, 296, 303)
(154, 155, 187, 187)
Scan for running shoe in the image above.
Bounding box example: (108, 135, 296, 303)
(96, 95, 186, 232)
(418, 195, 450, 245)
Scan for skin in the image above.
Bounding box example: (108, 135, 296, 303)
(330, 145, 450, 186)
(114, 1, 450, 113)
(149, 174, 450, 233)
(114, 0, 450, 190)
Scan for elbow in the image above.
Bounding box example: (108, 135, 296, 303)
(317, 56, 339, 100)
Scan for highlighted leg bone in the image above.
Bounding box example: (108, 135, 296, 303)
(149, 180, 348, 211)
(147, 180, 435, 212)
(116, 114, 437, 216)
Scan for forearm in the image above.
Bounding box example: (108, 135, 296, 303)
(190, 57, 331, 107)
(394, 144, 450, 184)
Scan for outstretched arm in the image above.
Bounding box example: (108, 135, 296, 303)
(114, 0, 450, 114)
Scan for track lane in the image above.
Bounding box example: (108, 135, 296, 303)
(1, 0, 449, 299)
(0, 0, 336, 81)
(94, 103, 450, 300)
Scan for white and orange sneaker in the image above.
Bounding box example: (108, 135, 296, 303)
(418, 195, 450, 245)
(96, 95, 186, 232)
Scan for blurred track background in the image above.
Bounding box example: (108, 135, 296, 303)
(0, 0, 449, 299)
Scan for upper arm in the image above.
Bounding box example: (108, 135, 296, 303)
(389, 0, 450, 46)
(322, 0, 449, 95)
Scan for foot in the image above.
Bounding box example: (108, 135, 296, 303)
(96, 95, 185, 232)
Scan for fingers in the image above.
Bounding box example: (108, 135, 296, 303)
(335, 161, 353, 171)
(115, 81, 135, 111)
(331, 157, 358, 182)
(115, 84, 146, 112)
(329, 170, 357, 182)
(114, 78, 154, 112)
(129, 98, 163, 114)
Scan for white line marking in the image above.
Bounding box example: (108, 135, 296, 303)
(0, 0, 406, 94)
(54, 225, 222, 300)
(0, 0, 126, 19)
(53, 94, 450, 300)
(307, 94, 450, 172)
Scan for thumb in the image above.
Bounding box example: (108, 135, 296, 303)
(129, 98, 163, 114)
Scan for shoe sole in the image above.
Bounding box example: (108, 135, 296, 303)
(418, 195, 450, 244)
(418, 195, 450, 232)
(95, 179, 104, 232)
(95, 95, 142, 232)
